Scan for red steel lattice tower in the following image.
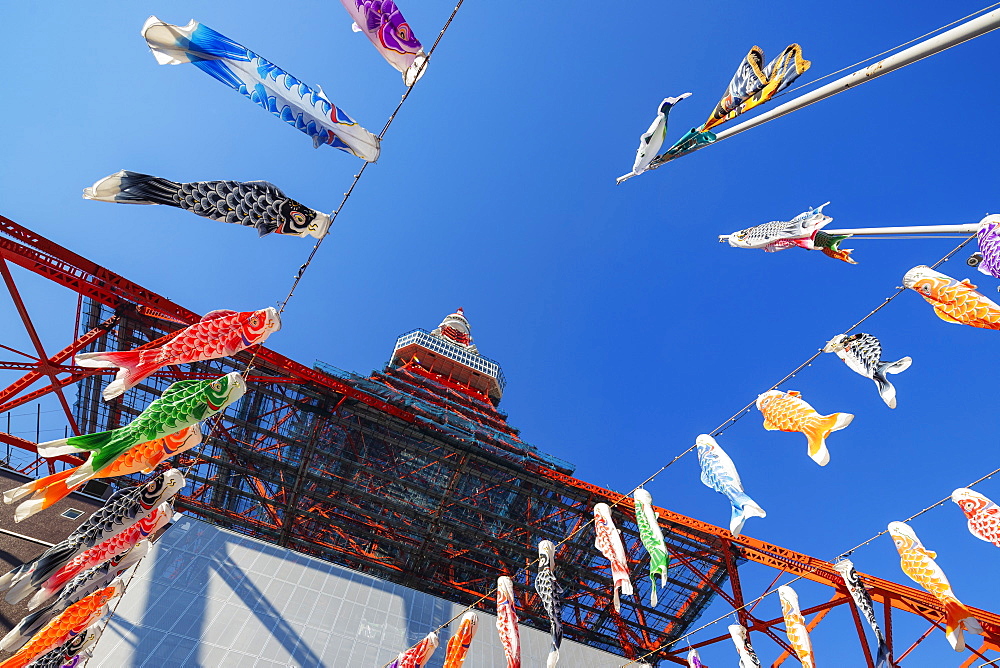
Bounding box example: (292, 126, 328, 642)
(0, 214, 998, 666)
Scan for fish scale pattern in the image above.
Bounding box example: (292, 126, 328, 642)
(0, 586, 119, 668)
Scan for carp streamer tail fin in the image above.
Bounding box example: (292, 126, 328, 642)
(730, 493, 766, 536)
(76, 348, 159, 400)
(83, 170, 182, 207)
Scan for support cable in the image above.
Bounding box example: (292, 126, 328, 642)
(621, 460, 1000, 667)
(616, 4, 1000, 182)
(381, 236, 983, 666)
(83, 3, 469, 661)
(773, 2, 1000, 101)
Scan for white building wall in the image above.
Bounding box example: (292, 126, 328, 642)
(89, 517, 636, 667)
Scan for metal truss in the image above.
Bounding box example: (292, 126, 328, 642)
(1, 213, 999, 666)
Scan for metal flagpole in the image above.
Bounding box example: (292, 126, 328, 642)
(617, 8, 1000, 183)
(717, 224, 983, 243)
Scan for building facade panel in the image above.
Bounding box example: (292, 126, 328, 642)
(90, 517, 635, 667)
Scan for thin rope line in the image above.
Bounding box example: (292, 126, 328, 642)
(277, 0, 465, 314)
(622, 459, 1000, 667)
(385, 234, 979, 664)
(85, 6, 469, 664)
(633, 3, 1000, 177)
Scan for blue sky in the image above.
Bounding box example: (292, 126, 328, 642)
(1, 0, 999, 664)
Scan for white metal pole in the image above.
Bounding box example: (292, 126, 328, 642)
(717, 223, 982, 243)
(618, 8, 1000, 184)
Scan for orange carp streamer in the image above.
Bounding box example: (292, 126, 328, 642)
(4, 427, 200, 522)
(904, 265, 1000, 330)
(756, 390, 853, 466)
(778, 586, 815, 667)
(442, 612, 478, 668)
(0, 582, 121, 668)
(888, 521, 983, 651)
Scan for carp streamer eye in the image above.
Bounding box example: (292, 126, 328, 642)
(210, 380, 222, 391)
(291, 211, 306, 224)
(249, 315, 260, 327)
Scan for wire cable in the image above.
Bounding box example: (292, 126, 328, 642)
(621, 459, 1000, 667)
(383, 235, 980, 665)
(84, 4, 469, 663)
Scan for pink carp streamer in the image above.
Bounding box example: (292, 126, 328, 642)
(593, 503, 633, 612)
(495, 576, 520, 668)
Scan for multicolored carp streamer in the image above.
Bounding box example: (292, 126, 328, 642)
(833, 559, 888, 668)
(702, 44, 810, 132)
(339, 0, 427, 85)
(778, 585, 815, 667)
(695, 435, 766, 536)
(1, 542, 146, 652)
(0, 470, 183, 604)
(23, 626, 101, 668)
(824, 333, 911, 408)
(29, 505, 171, 609)
(814, 230, 857, 264)
(35, 374, 245, 476)
(904, 265, 1000, 330)
(0, 583, 121, 668)
(629, 94, 691, 177)
(534, 540, 563, 668)
(633, 488, 669, 607)
(77, 311, 277, 401)
(142, 17, 380, 161)
(728, 623, 762, 668)
(756, 390, 853, 466)
(442, 612, 478, 668)
(593, 503, 633, 612)
(495, 576, 520, 668)
(888, 521, 983, 651)
(5, 427, 200, 522)
(686, 647, 705, 667)
(952, 488, 1000, 547)
(84, 172, 331, 240)
(726, 203, 854, 263)
(390, 632, 438, 668)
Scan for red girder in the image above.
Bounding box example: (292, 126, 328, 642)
(2, 213, 1000, 665)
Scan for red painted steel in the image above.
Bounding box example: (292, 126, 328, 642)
(0, 214, 998, 666)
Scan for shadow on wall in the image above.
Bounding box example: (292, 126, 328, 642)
(125, 518, 457, 667)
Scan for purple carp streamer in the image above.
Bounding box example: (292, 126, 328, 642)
(340, 0, 428, 85)
(142, 17, 380, 161)
(975, 215, 1000, 279)
(593, 503, 633, 612)
(495, 576, 521, 668)
(534, 540, 563, 668)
